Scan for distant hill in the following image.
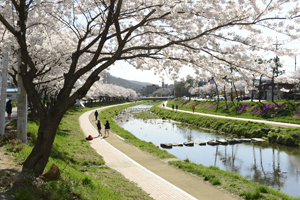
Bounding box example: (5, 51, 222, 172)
(128, 80, 153, 87)
(110, 76, 153, 92)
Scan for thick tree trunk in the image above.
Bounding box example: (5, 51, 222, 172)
(22, 116, 62, 176)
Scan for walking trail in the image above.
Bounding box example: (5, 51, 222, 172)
(79, 103, 239, 200)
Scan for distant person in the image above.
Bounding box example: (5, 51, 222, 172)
(163, 103, 165, 107)
(96, 120, 102, 137)
(104, 120, 110, 137)
(176, 105, 178, 111)
(6, 100, 12, 120)
(46, 101, 50, 111)
(172, 105, 174, 110)
(94, 110, 99, 120)
(192, 105, 195, 113)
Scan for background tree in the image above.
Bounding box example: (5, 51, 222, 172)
(172, 81, 186, 97)
(0, 0, 299, 176)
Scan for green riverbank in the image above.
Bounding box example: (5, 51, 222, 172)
(1, 101, 152, 200)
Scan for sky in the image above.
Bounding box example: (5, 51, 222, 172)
(108, 46, 300, 86)
(107, 60, 195, 85)
(107, 6, 300, 86)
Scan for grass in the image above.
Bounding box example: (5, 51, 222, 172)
(1, 101, 153, 200)
(168, 98, 300, 124)
(131, 111, 160, 120)
(169, 161, 298, 200)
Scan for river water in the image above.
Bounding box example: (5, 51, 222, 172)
(115, 104, 300, 198)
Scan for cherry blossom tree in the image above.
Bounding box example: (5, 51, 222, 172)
(86, 82, 137, 99)
(0, 0, 299, 175)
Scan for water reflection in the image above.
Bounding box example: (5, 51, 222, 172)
(114, 105, 300, 197)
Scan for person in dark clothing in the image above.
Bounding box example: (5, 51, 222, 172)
(172, 105, 174, 110)
(46, 101, 50, 111)
(94, 110, 99, 120)
(104, 120, 110, 137)
(176, 105, 178, 111)
(95, 120, 102, 136)
(6, 100, 12, 120)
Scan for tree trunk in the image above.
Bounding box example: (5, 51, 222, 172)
(22, 116, 62, 176)
(214, 82, 219, 111)
(258, 75, 262, 103)
(251, 78, 254, 102)
(224, 85, 228, 109)
(272, 71, 274, 102)
(232, 81, 239, 103)
(231, 82, 236, 107)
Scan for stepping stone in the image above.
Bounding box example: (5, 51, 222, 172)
(227, 139, 237, 144)
(195, 140, 206, 146)
(216, 139, 228, 145)
(240, 138, 252, 143)
(160, 143, 172, 149)
(183, 141, 194, 146)
(207, 140, 219, 145)
(251, 138, 266, 142)
(172, 142, 183, 147)
(233, 138, 243, 143)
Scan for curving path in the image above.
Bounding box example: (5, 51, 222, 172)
(79, 103, 239, 200)
(164, 101, 300, 128)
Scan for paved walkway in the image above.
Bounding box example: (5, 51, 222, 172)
(79, 104, 238, 200)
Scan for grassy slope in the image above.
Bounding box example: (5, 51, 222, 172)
(168, 99, 300, 124)
(4, 101, 152, 200)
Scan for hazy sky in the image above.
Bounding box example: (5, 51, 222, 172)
(107, 60, 194, 85)
(107, 38, 300, 85)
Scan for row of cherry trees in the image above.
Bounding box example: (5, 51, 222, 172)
(1, 0, 300, 175)
(85, 83, 137, 99)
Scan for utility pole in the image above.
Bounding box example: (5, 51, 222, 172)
(17, 50, 27, 144)
(0, 48, 8, 135)
(273, 42, 282, 101)
(294, 56, 297, 71)
(294, 56, 297, 102)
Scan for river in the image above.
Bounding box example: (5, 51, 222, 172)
(114, 104, 300, 198)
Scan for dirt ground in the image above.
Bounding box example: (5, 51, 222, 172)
(0, 127, 22, 195)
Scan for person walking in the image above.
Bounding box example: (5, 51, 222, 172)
(192, 105, 195, 113)
(172, 105, 174, 110)
(104, 120, 110, 137)
(6, 100, 12, 120)
(94, 110, 99, 120)
(95, 120, 102, 137)
(176, 105, 178, 111)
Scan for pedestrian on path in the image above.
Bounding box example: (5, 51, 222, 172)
(176, 105, 178, 111)
(6, 100, 12, 120)
(104, 120, 110, 137)
(172, 105, 174, 110)
(94, 110, 99, 120)
(96, 120, 102, 136)
(192, 105, 195, 113)
(163, 103, 165, 107)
